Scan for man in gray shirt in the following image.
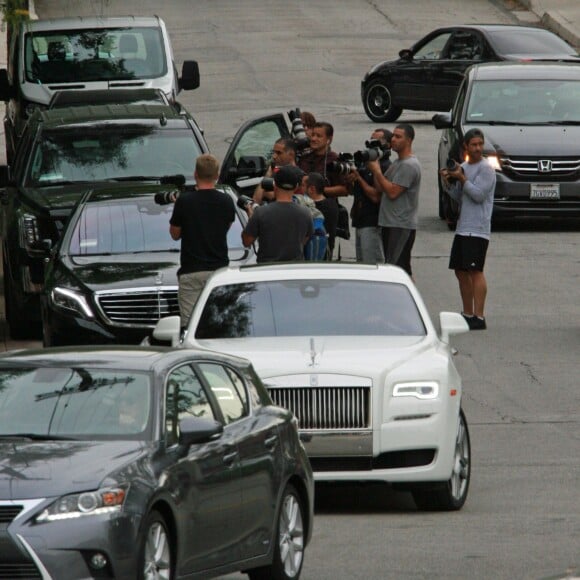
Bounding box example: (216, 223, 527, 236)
(367, 123, 420, 277)
(441, 128, 496, 330)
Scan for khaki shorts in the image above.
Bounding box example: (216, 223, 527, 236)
(178, 270, 213, 326)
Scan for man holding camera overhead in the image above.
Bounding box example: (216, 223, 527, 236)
(367, 123, 421, 277)
(242, 165, 313, 263)
(169, 154, 235, 328)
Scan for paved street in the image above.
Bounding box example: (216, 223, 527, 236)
(4, 0, 580, 578)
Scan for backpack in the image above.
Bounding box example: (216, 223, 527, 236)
(293, 194, 328, 261)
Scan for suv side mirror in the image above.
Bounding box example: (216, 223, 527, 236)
(0, 69, 11, 102)
(179, 417, 223, 447)
(234, 155, 267, 179)
(432, 112, 453, 129)
(179, 60, 200, 91)
(399, 49, 413, 60)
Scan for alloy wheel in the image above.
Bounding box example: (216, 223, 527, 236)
(278, 492, 304, 578)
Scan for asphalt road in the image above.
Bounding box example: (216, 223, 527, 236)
(9, 1, 580, 578)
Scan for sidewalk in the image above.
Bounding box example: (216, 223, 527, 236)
(518, 0, 580, 49)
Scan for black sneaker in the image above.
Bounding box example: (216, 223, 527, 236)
(462, 313, 474, 325)
(468, 317, 487, 330)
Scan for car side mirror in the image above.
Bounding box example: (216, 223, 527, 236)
(432, 112, 453, 129)
(399, 49, 413, 60)
(152, 315, 181, 346)
(179, 60, 200, 91)
(230, 155, 267, 180)
(439, 311, 469, 343)
(179, 417, 223, 447)
(0, 69, 12, 102)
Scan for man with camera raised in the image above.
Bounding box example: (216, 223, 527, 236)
(253, 138, 298, 204)
(298, 122, 349, 198)
(169, 154, 235, 328)
(349, 128, 392, 263)
(242, 165, 313, 263)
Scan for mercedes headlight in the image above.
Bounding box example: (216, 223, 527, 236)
(50, 287, 94, 318)
(485, 155, 501, 171)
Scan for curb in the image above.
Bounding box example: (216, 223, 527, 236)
(518, 0, 580, 48)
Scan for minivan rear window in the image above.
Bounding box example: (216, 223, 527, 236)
(24, 26, 167, 84)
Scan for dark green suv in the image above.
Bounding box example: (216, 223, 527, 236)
(0, 103, 208, 338)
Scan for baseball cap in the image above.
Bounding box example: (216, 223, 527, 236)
(274, 165, 301, 190)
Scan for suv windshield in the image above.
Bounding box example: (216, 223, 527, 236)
(196, 280, 426, 338)
(466, 79, 580, 124)
(0, 366, 152, 439)
(26, 126, 202, 186)
(25, 26, 167, 83)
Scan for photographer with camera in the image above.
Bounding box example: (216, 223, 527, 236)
(367, 123, 421, 277)
(169, 154, 235, 328)
(242, 165, 313, 263)
(348, 128, 392, 263)
(440, 128, 496, 330)
(298, 122, 349, 198)
(253, 138, 298, 204)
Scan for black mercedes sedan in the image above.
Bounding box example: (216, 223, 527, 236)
(0, 346, 314, 580)
(361, 24, 579, 122)
(41, 183, 255, 346)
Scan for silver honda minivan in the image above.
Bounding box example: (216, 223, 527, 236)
(0, 15, 200, 162)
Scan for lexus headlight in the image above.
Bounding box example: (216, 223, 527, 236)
(36, 486, 128, 522)
(393, 381, 439, 400)
(50, 287, 94, 318)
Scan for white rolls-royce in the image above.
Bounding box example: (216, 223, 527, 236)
(153, 263, 471, 510)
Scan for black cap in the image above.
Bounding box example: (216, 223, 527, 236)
(274, 165, 301, 190)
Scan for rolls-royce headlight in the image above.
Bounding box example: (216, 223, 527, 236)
(36, 486, 128, 522)
(393, 382, 439, 400)
(50, 287, 94, 318)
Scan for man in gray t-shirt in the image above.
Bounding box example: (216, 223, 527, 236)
(368, 123, 421, 276)
(242, 165, 313, 263)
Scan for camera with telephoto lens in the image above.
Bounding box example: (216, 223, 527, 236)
(326, 152, 355, 176)
(236, 194, 259, 211)
(287, 108, 310, 150)
(154, 175, 186, 204)
(446, 158, 459, 171)
(353, 139, 391, 166)
(261, 176, 275, 192)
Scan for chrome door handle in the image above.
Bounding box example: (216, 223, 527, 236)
(264, 435, 278, 450)
(223, 451, 238, 466)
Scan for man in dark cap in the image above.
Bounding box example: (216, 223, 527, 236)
(242, 165, 313, 263)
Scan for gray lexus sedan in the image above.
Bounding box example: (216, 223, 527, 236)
(0, 346, 313, 579)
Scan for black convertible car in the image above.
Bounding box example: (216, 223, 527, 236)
(361, 24, 579, 122)
(0, 346, 313, 580)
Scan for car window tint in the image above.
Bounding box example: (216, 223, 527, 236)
(24, 26, 167, 83)
(165, 364, 215, 446)
(69, 196, 179, 255)
(233, 120, 283, 165)
(26, 127, 202, 186)
(414, 32, 452, 60)
(224, 367, 249, 413)
(447, 32, 483, 61)
(487, 29, 576, 57)
(0, 366, 151, 438)
(196, 280, 426, 338)
(198, 363, 247, 424)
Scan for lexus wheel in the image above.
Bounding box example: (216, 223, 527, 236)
(362, 78, 402, 123)
(138, 510, 174, 580)
(412, 409, 471, 511)
(247, 484, 305, 580)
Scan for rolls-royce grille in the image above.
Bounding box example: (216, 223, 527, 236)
(269, 386, 370, 430)
(0, 563, 42, 579)
(0, 505, 22, 524)
(500, 156, 580, 181)
(97, 289, 179, 327)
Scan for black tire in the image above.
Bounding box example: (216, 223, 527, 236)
(362, 78, 402, 123)
(412, 409, 471, 511)
(247, 484, 306, 580)
(137, 510, 174, 580)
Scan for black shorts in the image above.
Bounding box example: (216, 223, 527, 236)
(449, 234, 489, 272)
(381, 227, 416, 276)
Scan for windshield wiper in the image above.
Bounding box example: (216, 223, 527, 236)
(0, 433, 77, 441)
(484, 121, 524, 126)
(131, 249, 179, 254)
(108, 175, 163, 182)
(34, 180, 92, 186)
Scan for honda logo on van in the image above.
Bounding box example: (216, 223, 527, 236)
(538, 160, 552, 173)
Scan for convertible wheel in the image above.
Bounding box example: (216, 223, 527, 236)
(138, 510, 174, 580)
(362, 78, 402, 123)
(247, 484, 305, 580)
(412, 409, 471, 511)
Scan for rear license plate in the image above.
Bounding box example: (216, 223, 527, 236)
(530, 183, 560, 200)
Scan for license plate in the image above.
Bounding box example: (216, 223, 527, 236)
(530, 183, 560, 200)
